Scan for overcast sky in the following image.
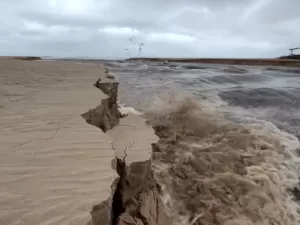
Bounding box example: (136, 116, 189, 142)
(0, 0, 299, 58)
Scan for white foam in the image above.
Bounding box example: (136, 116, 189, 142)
(118, 104, 142, 115)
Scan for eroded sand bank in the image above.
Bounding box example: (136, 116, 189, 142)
(0, 59, 121, 225)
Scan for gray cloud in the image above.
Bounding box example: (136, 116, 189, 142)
(0, 0, 299, 58)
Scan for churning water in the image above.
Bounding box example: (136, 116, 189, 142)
(107, 61, 300, 225)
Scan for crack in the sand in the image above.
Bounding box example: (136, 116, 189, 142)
(28, 123, 61, 165)
(12, 123, 60, 153)
(111, 139, 136, 163)
(14, 140, 35, 148)
(123, 139, 136, 163)
(10, 96, 28, 103)
(117, 125, 149, 128)
(8, 91, 39, 103)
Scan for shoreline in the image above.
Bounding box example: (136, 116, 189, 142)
(127, 57, 300, 67)
(0, 58, 169, 225)
(86, 66, 300, 225)
(86, 65, 300, 225)
(83, 68, 171, 225)
(2, 55, 300, 67)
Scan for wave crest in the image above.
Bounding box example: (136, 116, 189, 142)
(145, 91, 300, 225)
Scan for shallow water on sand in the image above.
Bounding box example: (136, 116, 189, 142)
(105, 61, 300, 224)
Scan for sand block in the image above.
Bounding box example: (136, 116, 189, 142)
(107, 114, 157, 164)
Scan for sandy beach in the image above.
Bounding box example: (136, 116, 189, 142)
(0, 59, 133, 225)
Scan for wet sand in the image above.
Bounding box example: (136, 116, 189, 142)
(0, 59, 125, 225)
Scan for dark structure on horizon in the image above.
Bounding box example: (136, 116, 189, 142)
(289, 47, 300, 56)
(279, 47, 300, 59)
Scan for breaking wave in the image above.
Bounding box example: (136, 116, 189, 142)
(145, 92, 300, 225)
(118, 104, 142, 116)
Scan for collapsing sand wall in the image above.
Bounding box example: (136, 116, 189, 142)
(81, 78, 121, 132)
(81, 72, 171, 225)
(82, 70, 300, 225)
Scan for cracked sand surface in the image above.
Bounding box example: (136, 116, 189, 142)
(107, 114, 157, 165)
(0, 60, 117, 225)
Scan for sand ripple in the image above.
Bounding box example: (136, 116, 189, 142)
(0, 60, 116, 225)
